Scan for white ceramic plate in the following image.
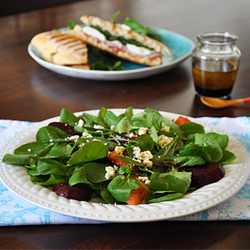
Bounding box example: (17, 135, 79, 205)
(0, 109, 249, 222)
(28, 29, 195, 80)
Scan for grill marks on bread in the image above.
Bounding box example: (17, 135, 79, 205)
(31, 31, 89, 69)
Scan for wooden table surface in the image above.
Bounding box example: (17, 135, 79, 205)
(1, 0, 250, 249)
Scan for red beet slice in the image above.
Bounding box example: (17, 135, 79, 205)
(48, 122, 76, 136)
(177, 162, 225, 188)
(53, 182, 91, 201)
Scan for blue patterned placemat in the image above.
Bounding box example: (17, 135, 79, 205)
(0, 117, 250, 225)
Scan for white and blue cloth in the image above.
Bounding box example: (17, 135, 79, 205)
(0, 117, 250, 225)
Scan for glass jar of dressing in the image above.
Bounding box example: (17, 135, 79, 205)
(192, 32, 241, 98)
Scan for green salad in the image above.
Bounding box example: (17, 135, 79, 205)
(2, 107, 236, 205)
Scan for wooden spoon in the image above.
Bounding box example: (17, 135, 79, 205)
(200, 96, 250, 108)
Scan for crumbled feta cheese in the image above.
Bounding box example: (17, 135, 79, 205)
(133, 146, 153, 167)
(113, 165, 119, 171)
(158, 135, 173, 148)
(110, 125, 115, 131)
(105, 166, 116, 180)
(77, 119, 85, 127)
(28, 149, 31, 152)
(82, 132, 92, 138)
(138, 176, 150, 185)
(138, 127, 148, 135)
(93, 124, 105, 129)
(143, 159, 153, 168)
(115, 146, 125, 154)
(133, 146, 141, 156)
(161, 126, 170, 132)
(127, 132, 136, 138)
(137, 150, 153, 161)
(66, 135, 79, 142)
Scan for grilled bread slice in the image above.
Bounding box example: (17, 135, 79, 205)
(73, 15, 171, 66)
(31, 30, 89, 69)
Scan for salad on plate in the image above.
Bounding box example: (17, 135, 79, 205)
(2, 107, 236, 205)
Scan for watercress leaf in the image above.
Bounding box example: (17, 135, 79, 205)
(115, 116, 132, 134)
(179, 144, 212, 163)
(14, 141, 51, 157)
(145, 192, 184, 203)
(36, 126, 68, 143)
(194, 133, 223, 162)
(60, 108, 80, 127)
(67, 141, 109, 166)
(138, 134, 154, 151)
(37, 158, 67, 176)
(220, 150, 236, 165)
(84, 162, 107, 183)
(119, 165, 132, 175)
(2, 154, 39, 166)
(206, 132, 229, 150)
(107, 175, 138, 202)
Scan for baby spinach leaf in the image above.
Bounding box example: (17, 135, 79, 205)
(103, 110, 121, 127)
(115, 116, 132, 134)
(123, 17, 148, 36)
(37, 158, 67, 176)
(68, 166, 93, 187)
(60, 108, 80, 127)
(206, 132, 229, 150)
(2, 154, 39, 166)
(45, 142, 71, 158)
(67, 141, 109, 166)
(36, 126, 68, 143)
(180, 122, 205, 137)
(194, 134, 223, 162)
(13, 141, 51, 157)
(100, 185, 123, 204)
(179, 144, 212, 163)
(107, 175, 138, 202)
(29, 173, 67, 186)
(115, 155, 145, 167)
(220, 150, 236, 165)
(145, 192, 184, 203)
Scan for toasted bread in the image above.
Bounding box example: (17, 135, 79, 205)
(31, 30, 89, 69)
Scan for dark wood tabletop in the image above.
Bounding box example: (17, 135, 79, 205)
(1, 0, 250, 249)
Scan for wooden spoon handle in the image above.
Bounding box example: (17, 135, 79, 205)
(243, 97, 250, 104)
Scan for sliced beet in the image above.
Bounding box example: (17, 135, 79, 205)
(48, 122, 76, 136)
(177, 162, 225, 188)
(53, 182, 91, 201)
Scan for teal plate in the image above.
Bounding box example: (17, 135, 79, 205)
(28, 28, 195, 81)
